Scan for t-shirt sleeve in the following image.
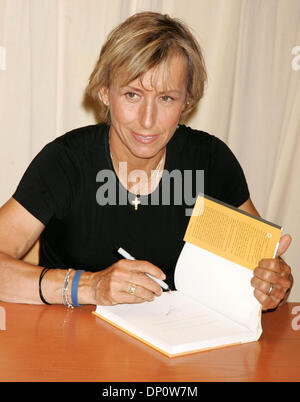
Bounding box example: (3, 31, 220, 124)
(13, 141, 78, 225)
(208, 136, 250, 207)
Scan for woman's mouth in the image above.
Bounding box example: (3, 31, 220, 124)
(132, 132, 159, 144)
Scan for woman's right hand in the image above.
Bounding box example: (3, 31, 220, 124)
(88, 259, 166, 305)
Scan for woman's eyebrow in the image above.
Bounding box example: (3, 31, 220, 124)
(122, 85, 143, 92)
(122, 85, 182, 94)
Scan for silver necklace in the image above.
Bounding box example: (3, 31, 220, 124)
(110, 149, 165, 211)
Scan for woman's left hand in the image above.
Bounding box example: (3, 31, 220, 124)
(251, 234, 292, 310)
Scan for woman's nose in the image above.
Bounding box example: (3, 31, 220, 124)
(139, 99, 157, 130)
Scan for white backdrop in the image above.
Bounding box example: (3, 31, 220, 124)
(0, 0, 299, 300)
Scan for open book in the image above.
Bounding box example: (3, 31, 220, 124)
(94, 195, 282, 357)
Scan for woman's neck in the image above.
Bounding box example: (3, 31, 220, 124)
(109, 130, 166, 195)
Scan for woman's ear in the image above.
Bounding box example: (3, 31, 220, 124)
(98, 86, 110, 106)
(185, 93, 191, 109)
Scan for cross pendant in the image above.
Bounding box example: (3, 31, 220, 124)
(131, 194, 141, 211)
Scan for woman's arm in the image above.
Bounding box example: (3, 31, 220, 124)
(0, 198, 76, 304)
(0, 198, 45, 304)
(238, 198, 292, 310)
(0, 199, 164, 305)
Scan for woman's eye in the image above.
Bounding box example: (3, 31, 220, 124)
(125, 92, 139, 100)
(161, 95, 174, 102)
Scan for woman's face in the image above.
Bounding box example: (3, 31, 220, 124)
(100, 53, 189, 161)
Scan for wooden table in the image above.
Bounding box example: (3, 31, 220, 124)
(0, 301, 299, 382)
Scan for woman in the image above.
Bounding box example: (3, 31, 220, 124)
(0, 12, 292, 309)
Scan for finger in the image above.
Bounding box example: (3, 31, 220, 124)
(276, 234, 292, 257)
(122, 281, 158, 302)
(130, 269, 164, 293)
(100, 262, 163, 302)
(256, 257, 291, 284)
(253, 267, 291, 290)
(116, 290, 146, 304)
(96, 277, 151, 305)
(278, 258, 292, 278)
(253, 288, 280, 310)
(117, 259, 166, 294)
(258, 258, 281, 273)
(257, 257, 291, 280)
(251, 275, 287, 301)
(120, 259, 166, 281)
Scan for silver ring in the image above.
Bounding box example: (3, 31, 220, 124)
(128, 283, 137, 296)
(267, 283, 273, 296)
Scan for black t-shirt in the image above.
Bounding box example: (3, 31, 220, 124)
(13, 124, 249, 289)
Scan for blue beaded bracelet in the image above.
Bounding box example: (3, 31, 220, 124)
(71, 270, 85, 307)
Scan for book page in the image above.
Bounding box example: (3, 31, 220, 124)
(184, 195, 281, 270)
(95, 292, 254, 356)
(173, 195, 283, 332)
(174, 242, 262, 333)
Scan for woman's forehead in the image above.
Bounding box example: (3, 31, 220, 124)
(116, 53, 188, 93)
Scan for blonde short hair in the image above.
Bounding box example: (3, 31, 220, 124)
(86, 11, 207, 122)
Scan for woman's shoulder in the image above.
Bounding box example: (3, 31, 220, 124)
(169, 125, 240, 172)
(172, 124, 227, 154)
(174, 124, 220, 146)
(52, 123, 108, 152)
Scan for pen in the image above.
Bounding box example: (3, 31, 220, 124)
(117, 247, 171, 292)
